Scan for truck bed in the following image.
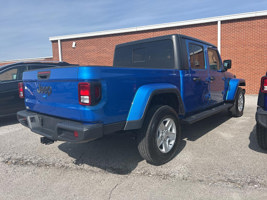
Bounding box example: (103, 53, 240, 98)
(23, 66, 180, 124)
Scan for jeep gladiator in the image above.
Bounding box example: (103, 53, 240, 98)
(17, 34, 245, 165)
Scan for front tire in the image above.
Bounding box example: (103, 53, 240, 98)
(230, 87, 245, 117)
(137, 105, 181, 165)
(256, 123, 267, 150)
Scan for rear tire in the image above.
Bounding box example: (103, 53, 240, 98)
(230, 87, 245, 117)
(137, 105, 181, 165)
(256, 123, 267, 150)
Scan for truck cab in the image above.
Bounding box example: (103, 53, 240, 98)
(114, 35, 244, 122)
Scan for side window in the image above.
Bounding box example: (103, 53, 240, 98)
(114, 39, 174, 69)
(0, 68, 18, 82)
(189, 43, 205, 70)
(114, 46, 132, 67)
(146, 40, 174, 68)
(133, 48, 146, 63)
(208, 49, 222, 71)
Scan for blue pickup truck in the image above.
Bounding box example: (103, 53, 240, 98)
(17, 34, 245, 165)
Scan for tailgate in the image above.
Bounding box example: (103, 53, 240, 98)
(23, 67, 82, 121)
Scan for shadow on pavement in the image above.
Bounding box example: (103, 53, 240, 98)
(249, 125, 267, 153)
(58, 132, 143, 175)
(58, 110, 231, 175)
(0, 115, 18, 127)
(182, 110, 231, 141)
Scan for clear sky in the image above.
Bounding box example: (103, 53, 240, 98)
(0, 0, 266, 61)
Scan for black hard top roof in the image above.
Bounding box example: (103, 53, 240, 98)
(115, 34, 216, 48)
(0, 61, 72, 71)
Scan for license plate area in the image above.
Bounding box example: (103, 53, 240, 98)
(27, 115, 41, 129)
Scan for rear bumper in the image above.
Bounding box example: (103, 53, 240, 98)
(17, 110, 103, 143)
(256, 107, 267, 128)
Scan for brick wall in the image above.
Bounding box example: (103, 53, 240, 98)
(53, 17, 267, 94)
(52, 41, 59, 61)
(221, 16, 267, 94)
(58, 22, 217, 66)
(0, 57, 54, 66)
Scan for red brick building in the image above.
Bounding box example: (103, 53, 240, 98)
(48, 11, 266, 94)
(0, 57, 53, 66)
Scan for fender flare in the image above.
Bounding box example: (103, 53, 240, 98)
(226, 78, 246, 101)
(124, 83, 184, 130)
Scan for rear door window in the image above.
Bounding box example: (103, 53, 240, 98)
(188, 43, 206, 70)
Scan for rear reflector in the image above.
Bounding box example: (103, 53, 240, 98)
(261, 77, 267, 93)
(18, 82, 24, 98)
(74, 131, 79, 138)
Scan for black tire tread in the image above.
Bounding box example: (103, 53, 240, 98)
(231, 87, 245, 117)
(137, 105, 181, 165)
(137, 105, 162, 163)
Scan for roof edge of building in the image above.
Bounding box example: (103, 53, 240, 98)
(49, 10, 267, 41)
(0, 56, 53, 63)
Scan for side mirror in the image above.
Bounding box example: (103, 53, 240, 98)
(223, 60, 232, 71)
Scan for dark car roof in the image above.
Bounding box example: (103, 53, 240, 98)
(116, 34, 216, 49)
(0, 61, 73, 71)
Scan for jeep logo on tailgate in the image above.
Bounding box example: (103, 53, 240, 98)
(37, 84, 52, 96)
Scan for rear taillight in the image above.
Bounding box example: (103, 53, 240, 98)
(78, 82, 101, 105)
(261, 77, 267, 93)
(79, 82, 90, 105)
(18, 82, 24, 98)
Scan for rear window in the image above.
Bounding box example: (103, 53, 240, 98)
(114, 39, 174, 69)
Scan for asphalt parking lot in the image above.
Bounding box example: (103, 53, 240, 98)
(0, 95, 266, 200)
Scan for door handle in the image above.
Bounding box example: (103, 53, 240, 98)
(193, 77, 201, 81)
(38, 71, 51, 80)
